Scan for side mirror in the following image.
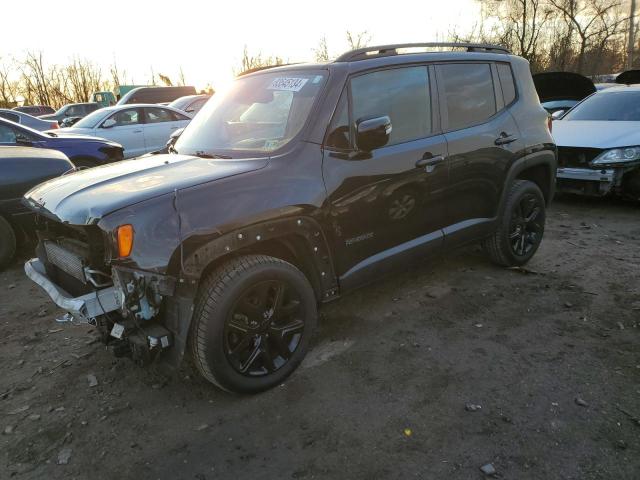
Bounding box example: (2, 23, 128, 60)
(102, 118, 117, 129)
(551, 109, 566, 120)
(356, 116, 392, 152)
(166, 127, 184, 150)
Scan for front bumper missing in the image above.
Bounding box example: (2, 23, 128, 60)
(24, 258, 122, 323)
(556, 167, 616, 196)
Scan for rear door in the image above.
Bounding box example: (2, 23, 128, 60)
(435, 61, 524, 246)
(142, 107, 188, 152)
(97, 107, 145, 158)
(322, 65, 449, 289)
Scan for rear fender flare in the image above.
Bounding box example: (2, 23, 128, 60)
(498, 146, 556, 215)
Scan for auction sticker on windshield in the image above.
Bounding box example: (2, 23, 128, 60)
(268, 77, 308, 92)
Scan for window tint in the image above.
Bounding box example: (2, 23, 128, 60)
(351, 66, 431, 146)
(108, 109, 140, 126)
(0, 124, 17, 143)
(440, 63, 496, 131)
(146, 108, 174, 124)
(325, 90, 350, 149)
(0, 112, 20, 123)
(497, 63, 516, 105)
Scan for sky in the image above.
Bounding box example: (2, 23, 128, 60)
(1, 0, 481, 91)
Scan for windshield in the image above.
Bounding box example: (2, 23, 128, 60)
(73, 109, 108, 128)
(175, 70, 327, 156)
(564, 90, 640, 121)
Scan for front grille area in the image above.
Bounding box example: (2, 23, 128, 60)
(557, 147, 603, 168)
(44, 240, 86, 283)
(35, 216, 110, 296)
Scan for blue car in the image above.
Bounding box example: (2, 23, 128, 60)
(0, 117, 123, 167)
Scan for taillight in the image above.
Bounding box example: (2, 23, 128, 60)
(547, 115, 552, 134)
(50, 122, 59, 129)
(117, 224, 134, 258)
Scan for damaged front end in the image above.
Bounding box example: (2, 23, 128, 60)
(556, 146, 640, 198)
(24, 218, 177, 366)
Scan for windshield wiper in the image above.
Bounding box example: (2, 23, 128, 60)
(194, 151, 232, 159)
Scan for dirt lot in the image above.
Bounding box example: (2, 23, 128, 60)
(1, 196, 639, 480)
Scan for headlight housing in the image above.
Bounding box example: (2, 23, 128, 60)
(592, 146, 640, 166)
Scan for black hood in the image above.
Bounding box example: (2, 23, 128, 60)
(533, 72, 596, 102)
(23, 153, 268, 225)
(616, 70, 640, 85)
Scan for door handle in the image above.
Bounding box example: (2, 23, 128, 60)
(415, 154, 445, 168)
(133, 129, 142, 133)
(495, 132, 518, 145)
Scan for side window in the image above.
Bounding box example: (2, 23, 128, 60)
(146, 108, 175, 124)
(325, 90, 350, 149)
(66, 105, 83, 116)
(439, 63, 496, 131)
(108, 109, 140, 126)
(0, 124, 17, 143)
(497, 63, 516, 105)
(351, 66, 431, 146)
(0, 112, 20, 123)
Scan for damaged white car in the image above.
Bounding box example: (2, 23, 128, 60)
(553, 85, 640, 199)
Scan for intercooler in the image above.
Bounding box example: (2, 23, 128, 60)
(44, 240, 87, 283)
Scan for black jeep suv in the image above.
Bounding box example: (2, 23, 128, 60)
(23, 43, 556, 393)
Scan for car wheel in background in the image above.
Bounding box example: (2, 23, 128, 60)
(0, 216, 17, 270)
(483, 179, 546, 267)
(190, 255, 318, 393)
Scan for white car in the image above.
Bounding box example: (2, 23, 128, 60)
(53, 104, 192, 158)
(553, 85, 640, 199)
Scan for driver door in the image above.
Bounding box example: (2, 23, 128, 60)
(98, 108, 145, 158)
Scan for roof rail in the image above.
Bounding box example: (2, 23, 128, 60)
(335, 42, 510, 62)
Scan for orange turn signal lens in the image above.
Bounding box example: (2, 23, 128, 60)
(117, 224, 134, 258)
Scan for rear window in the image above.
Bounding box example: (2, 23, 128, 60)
(439, 63, 496, 131)
(0, 112, 20, 123)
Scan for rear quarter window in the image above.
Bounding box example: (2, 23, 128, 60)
(497, 63, 517, 105)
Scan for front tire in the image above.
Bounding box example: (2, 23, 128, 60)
(0, 216, 17, 270)
(483, 180, 546, 266)
(190, 255, 317, 393)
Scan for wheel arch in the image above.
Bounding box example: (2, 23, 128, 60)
(169, 216, 339, 303)
(500, 148, 556, 214)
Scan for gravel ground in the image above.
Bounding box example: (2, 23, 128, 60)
(1, 196, 639, 480)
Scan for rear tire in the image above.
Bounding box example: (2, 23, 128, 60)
(0, 216, 17, 270)
(190, 255, 317, 393)
(483, 180, 546, 267)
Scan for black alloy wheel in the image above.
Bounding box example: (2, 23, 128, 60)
(225, 280, 305, 376)
(509, 193, 543, 257)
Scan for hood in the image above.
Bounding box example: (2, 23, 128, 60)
(553, 120, 640, 149)
(533, 72, 596, 102)
(616, 70, 640, 85)
(43, 130, 121, 146)
(23, 153, 268, 225)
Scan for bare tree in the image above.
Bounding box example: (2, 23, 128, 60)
(0, 60, 18, 107)
(549, 0, 628, 73)
(158, 73, 173, 86)
(346, 30, 372, 50)
(314, 36, 331, 62)
(235, 45, 285, 75)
